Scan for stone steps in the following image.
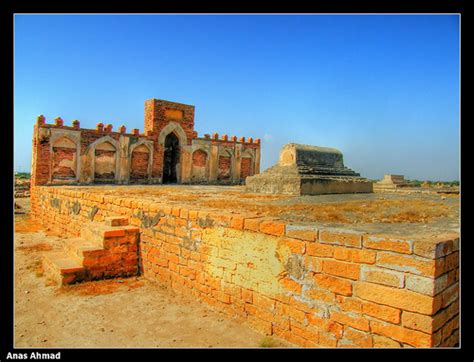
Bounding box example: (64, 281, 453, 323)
(42, 216, 140, 286)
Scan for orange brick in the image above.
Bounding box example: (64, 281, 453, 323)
(281, 277, 302, 294)
(313, 274, 353, 296)
(336, 295, 362, 313)
(318, 331, 338, 347)
(290, 323, 319, 343)
(230, 215, 245, 229)
(306, 288, 335, 303)
(306, 243, 334, 257)
(243, 218, 263, 232)
(103, 229, 126, 238)
(354, 282, 440, 315)
(373, 335, 402, 348)
(320, 230, 363, 248)
(363, 236, 413, 254)
(360, 265, 405, 288)
(377, 252, 441, 277)
(281, 237, 306, 254)
(343, 326, 373, 347)
(285, 225, 317, 241)
(330, 310, 370, 332)
(253, 293, 276, 311)
(401, 311, 434, 333)
(333, 247, 376, 264)
(259, 220, 286, 236)
(370, 320, 433, 347)
(362, 301, 401, 324)
(322, 260, 360, 280)
(241, 288, 253, 303)
(413, 235, 459, 259)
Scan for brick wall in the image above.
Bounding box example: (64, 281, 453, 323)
(30, 186, 459, 348)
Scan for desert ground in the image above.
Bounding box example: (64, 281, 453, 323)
(14, 197, 289, 348)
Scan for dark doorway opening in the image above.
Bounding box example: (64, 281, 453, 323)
(163, 132, 180, 184)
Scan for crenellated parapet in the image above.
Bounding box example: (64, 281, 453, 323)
(31, 98, 261, 186)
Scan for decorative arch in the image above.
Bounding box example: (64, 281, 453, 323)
(157, 122, 188, 146)
(217, 148, 233, 182)
(191, 148, 209, 182)
(129, 140, 153, 181)
(91, 136, 119, 182)
(51, 136, 78, 181)
(240, 148, 255, 179)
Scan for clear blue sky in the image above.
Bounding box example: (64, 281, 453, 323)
(14, 14, 460, 181)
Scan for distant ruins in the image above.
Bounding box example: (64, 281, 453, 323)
(373, 174, 409, 192)
(246, 143, 373, 195)
(31, 99, 261, 186)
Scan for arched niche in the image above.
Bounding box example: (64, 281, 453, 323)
(51, 136, 78, 181)
(217, 148, 233, 182)
(130, 143, 152, 181)
(191, 148, 209, 182)
(93, 139, 118, 182)
(240, 149, 255, 180)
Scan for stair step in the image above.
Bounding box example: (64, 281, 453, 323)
(62, 237, 104, 259)
(80, 223, 139, 244)
(42, 252, 85, 285)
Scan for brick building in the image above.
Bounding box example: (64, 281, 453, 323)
(31, 98, 261, 186)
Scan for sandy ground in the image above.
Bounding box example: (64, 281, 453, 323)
(13, 198, 290, 349)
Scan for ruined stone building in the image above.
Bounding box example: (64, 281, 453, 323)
(31, 99, 261, 186)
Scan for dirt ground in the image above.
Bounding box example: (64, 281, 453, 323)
(13, 198, 290, 348)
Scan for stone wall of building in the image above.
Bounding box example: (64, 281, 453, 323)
(30, 186, 459, 348)
(31, 99, 261, 186)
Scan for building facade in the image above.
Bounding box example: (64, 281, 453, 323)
(31, 99, 261, 186)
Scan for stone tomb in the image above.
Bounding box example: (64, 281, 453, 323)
(245, 143, 373, 195)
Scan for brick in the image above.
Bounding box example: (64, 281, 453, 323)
(376, 252, 442, 277)
(330, 310, 370, 332)
(401, 311, 434, 333)
(285, 224, 317, 241)
(363, 236, 413, 254)
(313, 274, 353, 296)
(335, 295, 362, 313)
(333, 247, 376, 264)
(413, 235, 459, 259)
(280, 277, 303, 294)
(281, 237, 306, 254)
(343, 326, 373, 347)
(230, 215, 245, 230)
(322, 260, 360, 280)
(306, 243, 334, 257)
(243, 218, 263, 232)
(259, 220, 286, 236)
(354, 282, 440, 315)
(320, 229, 363, 248)
(360, 265, 405, 288)
(373, 335, 402, 348)
(362, 301, 401, 324)
(370, 321, 433, 347)
(405, 274, 448, 296)
(306, 288, 336, 304)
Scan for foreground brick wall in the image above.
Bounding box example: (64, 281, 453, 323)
(30, 187, 459, 348)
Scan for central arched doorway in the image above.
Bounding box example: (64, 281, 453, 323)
(163, 132, 180, 183)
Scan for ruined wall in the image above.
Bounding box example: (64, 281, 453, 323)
(30, 186, 459, 348)
(31, 99, 261, 186)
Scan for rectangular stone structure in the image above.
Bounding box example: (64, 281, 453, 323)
(245, 143, 373, 195)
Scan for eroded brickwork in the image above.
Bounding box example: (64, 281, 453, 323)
(31, 99, 261, 186)
(30, 186, 459, 348)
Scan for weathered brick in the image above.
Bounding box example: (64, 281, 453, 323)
(413, 235, 459, 259)
(259, 220, 286, 236)
(376, 252, 442, 277)
(306, 243, 334, 257)
(322, 259, 360, 280)
(320, 229, 363, 248)
(373, 335, 402, 348)
(333, 247, 376, 264)
(330, 310, 370, 332)
(360, 265, 405, 288)
(343, 326, 373, 347)
(354, 282, 440, 315)
(370, 320, 433, 347)
(313, 274, 353, 296)
(405, 274, 448, 296)
(363, 235, 413, 254)
(285, 224, 318, 242)
(362, 301, 401, 324)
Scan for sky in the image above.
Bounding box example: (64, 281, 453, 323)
(14, 14, 460, 181)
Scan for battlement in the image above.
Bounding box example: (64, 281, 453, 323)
(31, 99, 261, 186)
